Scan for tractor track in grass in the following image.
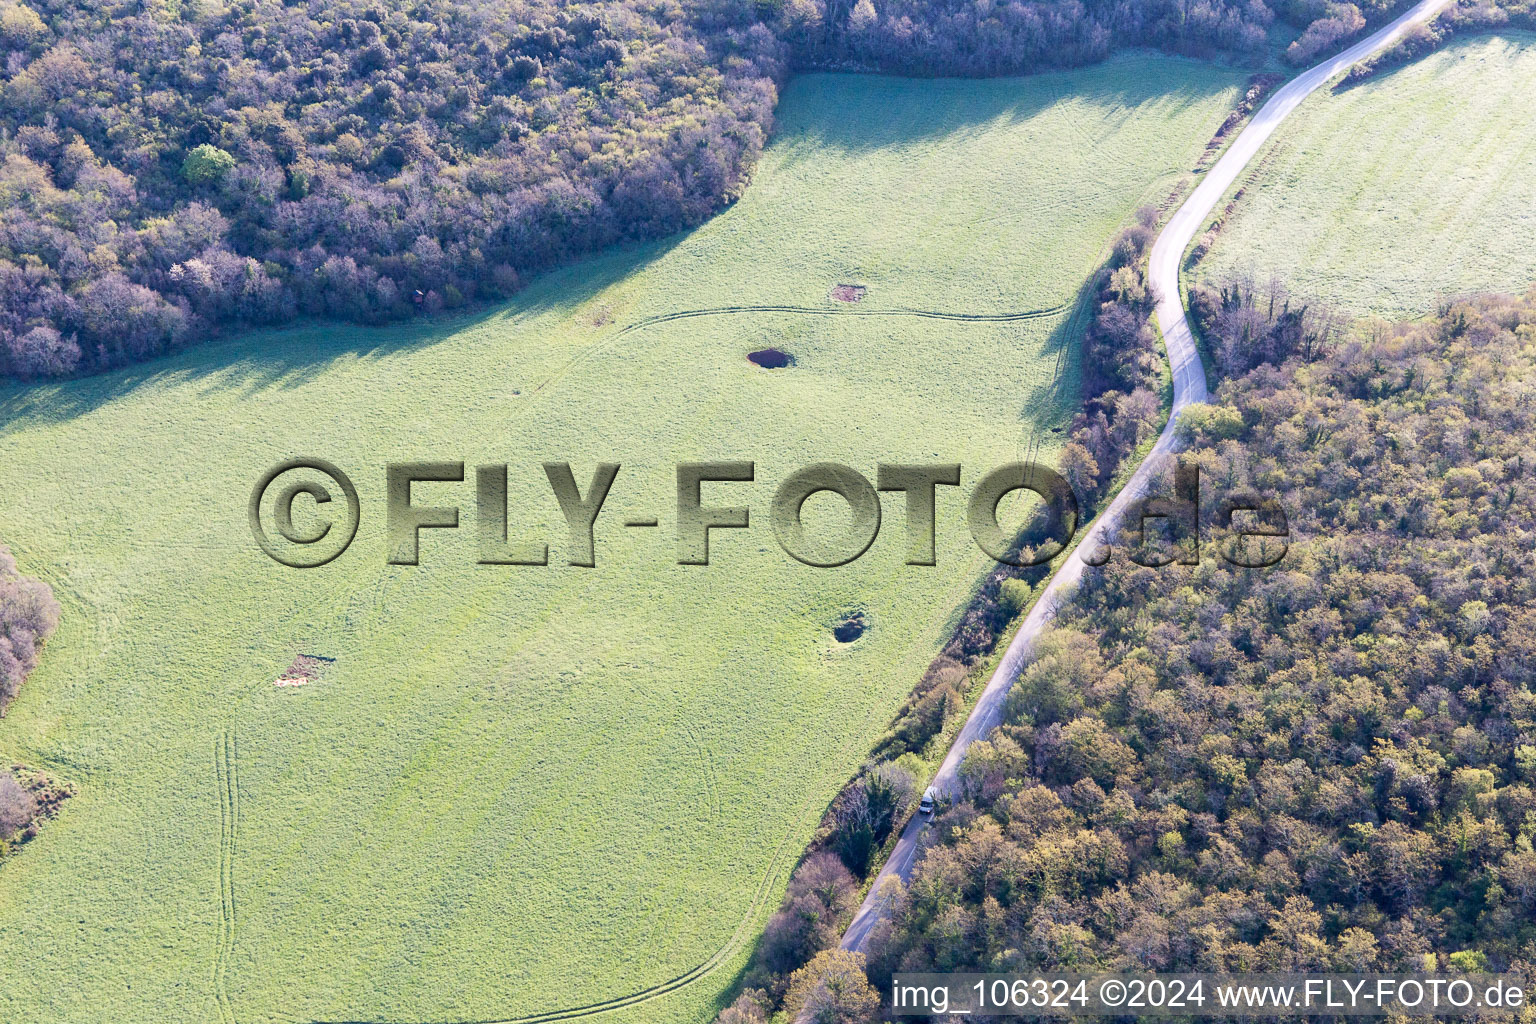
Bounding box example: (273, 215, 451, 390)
(211, 685, 814, 1024)
(214, 726, 239, 1024)
(611, 301, 1070, 336)
(526, 300, 1070, 397)
(297, 782, 811, 1024)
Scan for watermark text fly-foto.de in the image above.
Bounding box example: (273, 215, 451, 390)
(248, 456, 1288, 570)
(889, 973, 1526, 1016)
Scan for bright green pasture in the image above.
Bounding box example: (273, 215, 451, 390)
(1199, 33, 1536, 317)
(0, 58, 1241, 1024)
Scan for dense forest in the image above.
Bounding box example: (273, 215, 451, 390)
(786, 0, 1412, 73)
(0, 0, 1398, 378)
(860, 287, 1536, 997)
(0, 0, 784, 375)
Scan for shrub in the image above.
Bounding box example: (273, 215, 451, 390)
(0, 543, 60, 714)
(181, 144, 236, 185)
(1285, 3, 1366, 63)
(999, 577, 1035, 617)
(1175, 402, 1245, 443)
(0, 774, 37, 838)
(755, 853, 858, 974)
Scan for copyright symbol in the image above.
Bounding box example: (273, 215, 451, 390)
(1100, 980, 1126, 1007)
(249, 458, 360, 568)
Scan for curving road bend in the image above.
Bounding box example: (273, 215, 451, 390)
(840, 0, 1455, 954)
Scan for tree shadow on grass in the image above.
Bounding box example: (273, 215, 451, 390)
(774, 52, 1244, 166)
(1330, 28, 1536, 94)
(0, 234, 685, 434)
(1030, 270, 1099, 426)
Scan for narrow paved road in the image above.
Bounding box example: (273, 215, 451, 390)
(840, 0, 1455, 954)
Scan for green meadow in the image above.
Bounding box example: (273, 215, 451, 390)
(0, 58, 1242, 1024)
(1199, 32, 1536, 317)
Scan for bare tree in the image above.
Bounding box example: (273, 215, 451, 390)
(0, 774, 38, 839)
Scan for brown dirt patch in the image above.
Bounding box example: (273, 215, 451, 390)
(275, 653, 334, 688)
(830, 284, 867, 303)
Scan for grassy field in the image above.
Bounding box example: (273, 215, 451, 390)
(0, 58, 1243, 1024)
(1198, 32, 1536, 317)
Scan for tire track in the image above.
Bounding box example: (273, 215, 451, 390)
(681, 721, 722, 821)
(303, 792, 808, 1024)
(214, 726, 239, 1024)
(612, 301, 1068, 337)
(214, 653, 808, 1024)
(527, 300, 1069, 398)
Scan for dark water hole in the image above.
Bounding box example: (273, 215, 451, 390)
(747, 348, 794, 369)
(833, 612, 867, 643)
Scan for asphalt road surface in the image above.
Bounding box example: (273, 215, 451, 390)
(840, 0, 1456, 954)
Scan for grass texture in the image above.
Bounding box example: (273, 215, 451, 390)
(1199, 32, 1536, 317)
(0, 58, 1242, 1024)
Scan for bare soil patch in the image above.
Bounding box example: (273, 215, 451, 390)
(274, 653, 334, 688)
(830, 284, 866, 302)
